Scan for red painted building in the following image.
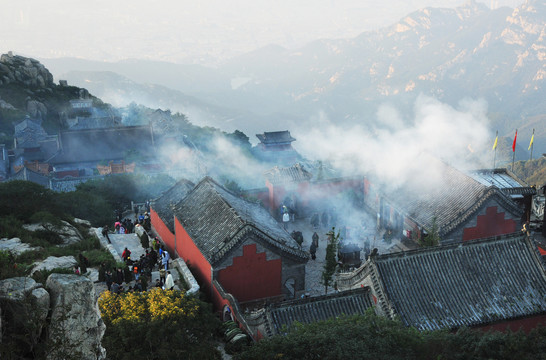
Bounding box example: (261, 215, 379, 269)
(161, 177, 308, 310)
(262, 163, 366, 219)
(368, 157, 531, 244)
(150, 178, 195, 255)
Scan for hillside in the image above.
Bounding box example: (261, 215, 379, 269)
(41, 1, 546, 154)
(512, 157, 546, 187)
(0, 52, 114, 143)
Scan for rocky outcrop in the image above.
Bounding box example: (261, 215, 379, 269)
(26, 99, 48, 119)
(23, 220, 84, 246)
(46, 274, 106, 360)
(0, 277, 50, 354)
(0, 275, 106, 359)
(31, 255, 78, 275)
(0, 51, 54, 88)
(0, 97, 15, 110)
(0, 237, 41, 255)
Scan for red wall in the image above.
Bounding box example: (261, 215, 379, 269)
(462, 206, 517, 241)
(267, 177, 365, 213)
(150, 208, 175, 255)
(476, 314, 546, 334)
(174, 217, 212, 293)
(217, 244, 282, 302)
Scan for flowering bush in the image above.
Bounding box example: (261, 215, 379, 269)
(99, 288, 220, 359)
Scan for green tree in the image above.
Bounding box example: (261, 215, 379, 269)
(227, 130, 251, 149)
(321, 228, 339, 294)
(0, 181, 60, 222)
(235, 311, 546, 360)
(420, 217, 440, 247)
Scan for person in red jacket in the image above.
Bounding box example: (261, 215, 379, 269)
(122, 247, 131, 263)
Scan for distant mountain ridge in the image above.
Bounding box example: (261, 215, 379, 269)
(39, 0, 546, 153)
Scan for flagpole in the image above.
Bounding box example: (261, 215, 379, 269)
(530, 128, 535, 161)
(493, 130, 498, 168)
(512, 129, 517, 171)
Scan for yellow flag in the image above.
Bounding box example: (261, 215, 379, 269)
(492, 136, 498, 150)
(528, 133, 534, 150)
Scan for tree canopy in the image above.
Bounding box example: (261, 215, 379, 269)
(235, 310, 546, 360)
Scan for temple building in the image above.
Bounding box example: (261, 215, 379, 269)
(336, 232, 546, 333)
(253, 130, 300, 165)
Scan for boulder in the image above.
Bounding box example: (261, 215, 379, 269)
(0, 237, 41, 255)
(26, 99, 48, 119)
(31, 255, 78, 275)
(23, 220, 84, 246)
(0, 277, 50, 354)
(46, 274, 106, 360)
(0, 98, 15, 110)
(74, 218, 92, 227)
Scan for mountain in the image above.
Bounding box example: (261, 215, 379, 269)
(38, 0, 546, 153)
(216, 0, 546, 150)
(58, 70, 260, 132)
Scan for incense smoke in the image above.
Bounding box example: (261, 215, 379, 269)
(293, 95, 492, 191)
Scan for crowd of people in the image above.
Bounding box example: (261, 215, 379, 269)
(99, 206, 176, 294)
(100, 242, 175, 294)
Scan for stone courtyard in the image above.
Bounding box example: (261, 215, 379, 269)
(285, 209, 412, 297)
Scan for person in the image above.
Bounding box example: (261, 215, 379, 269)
(165, 270, 174, 290)
(105, 269, 113, 291)
(102, 225, 111, 244)
(122, 247, 131, 262)
(321, 211, 329, 228)
(311, 213, 319, 229)
(159, 268, 166, 285)
(73, 265, 80, 275)
(310, 242, 317, 260)
(282, 209, 290, 229)
(133, 263, 140, 281)
(149, 248, 158, 269)
(312, 232, 319, 248)
(111, 281, 120, 294)
(522, 221, 530, 237)
(162, 250, 170, 270)
(155, 278, 163, 288)
(79, 253, 89, 274)
(116, 267, 125, 285)
(134, 279, 143, 292)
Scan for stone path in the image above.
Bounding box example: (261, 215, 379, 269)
(92, 227, 181, 295)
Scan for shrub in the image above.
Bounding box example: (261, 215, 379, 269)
(32, 267, 74, 285)
(98, 288, 221, 360)
(0, 251, 26, 280)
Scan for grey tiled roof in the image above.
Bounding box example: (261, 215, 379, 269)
(469, 168, 536, 196)
(14, 118, 48, 149)
(374, 233, 546, 331)
(256, 131, 296, 145)
(152, 178, 195, 232)
(259, 287, 374, 337)
(385, 158, 522, 236)
(263, 163, 312, 185)
(51, 126, 155, 164)
(174, 177, 308, 265)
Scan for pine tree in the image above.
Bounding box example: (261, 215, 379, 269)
(322, 227, 339, 294)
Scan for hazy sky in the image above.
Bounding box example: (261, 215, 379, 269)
(1, 0, 523, 65)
